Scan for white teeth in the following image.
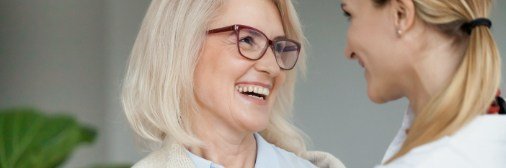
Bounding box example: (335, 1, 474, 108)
(235, 85, 270, 98)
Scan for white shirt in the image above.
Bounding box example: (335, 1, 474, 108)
(186, 133, 316, 168)
(377, 108, 506, 168)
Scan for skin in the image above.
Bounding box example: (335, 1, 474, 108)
(340, 0, 467, 113)
(190, 0, 287, 167)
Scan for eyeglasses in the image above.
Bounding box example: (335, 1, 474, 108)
(207, 24, 301, 70)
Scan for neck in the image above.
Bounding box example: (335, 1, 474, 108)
(188, 110, 257, 168)
(405, 31, 466, 115)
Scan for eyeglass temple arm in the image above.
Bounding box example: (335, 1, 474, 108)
(207, 25, 238, 34)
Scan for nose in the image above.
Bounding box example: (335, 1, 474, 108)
(254, 48, 281, 77)
(345, 44, 355, 60)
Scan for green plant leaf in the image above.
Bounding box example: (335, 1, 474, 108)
(0, 108, 97, 168)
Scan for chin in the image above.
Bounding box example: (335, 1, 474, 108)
(367, 84, 390, 104)
(368, 94, 388, 104)
(246, 119, 269, 132)
(236, 113, 270, 133)
(367, 87, 403, 104)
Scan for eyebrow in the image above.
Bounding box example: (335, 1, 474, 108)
(245, 29, 263, 37)
(246, 29, 287, 40)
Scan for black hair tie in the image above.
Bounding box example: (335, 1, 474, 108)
(498, 96, 506, 115)
(461, 18, 492, 35)
(489, 90, 505, 115)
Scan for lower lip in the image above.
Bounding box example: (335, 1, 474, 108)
(358, 60, 365, 68)
(236, 90, 268, 105)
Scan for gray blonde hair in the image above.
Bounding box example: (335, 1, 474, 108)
(122, 0, 309, 154)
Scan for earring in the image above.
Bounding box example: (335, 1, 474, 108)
(397, 29, 403, 36)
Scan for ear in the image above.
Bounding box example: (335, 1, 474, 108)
(391, 0, 416, 36)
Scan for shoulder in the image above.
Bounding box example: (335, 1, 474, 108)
(132, 143, 194, 168)
(132, 149, 168, 168)
(380, 116, 506, 168)
(379, 140, 475, 168)
(381, 136, 505, 168)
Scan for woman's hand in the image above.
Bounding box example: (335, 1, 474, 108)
(301, 151, 346, 168)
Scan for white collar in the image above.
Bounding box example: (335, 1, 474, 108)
(186, 133, 282, 168)
(381, 107, 414, 163)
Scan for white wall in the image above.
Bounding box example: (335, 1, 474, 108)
(0, 0, 150, 166)
(102, 0, 150, 164)
(0, 0, 107, 167)
(1, 0, 505, 167)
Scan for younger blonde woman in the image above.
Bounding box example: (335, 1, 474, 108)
(340, 0, 505, 167)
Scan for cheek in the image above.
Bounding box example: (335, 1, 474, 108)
(350, 14, 395, 60)
(195, 41, 275, 123)
(274, 72, 287, 93)
(366, 57, 408, 103)
(194, 45, 245, 108)
(348, 21, 381, 57)
(268, 68, 288, 99)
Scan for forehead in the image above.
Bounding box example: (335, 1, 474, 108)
(211, 0, 285, 38)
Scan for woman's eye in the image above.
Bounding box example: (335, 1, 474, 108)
(239, 36, 255, 45)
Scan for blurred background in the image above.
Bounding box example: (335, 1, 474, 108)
(1, 0, 505, 167)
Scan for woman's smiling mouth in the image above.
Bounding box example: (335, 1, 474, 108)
(235, 82, 271, 105)
(236, 85, 270, 100)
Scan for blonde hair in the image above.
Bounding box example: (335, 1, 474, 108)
(373, 0, 502, 163)
(121, 0, 309, 154)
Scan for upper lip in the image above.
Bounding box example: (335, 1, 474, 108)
(235, 81, 272, 90)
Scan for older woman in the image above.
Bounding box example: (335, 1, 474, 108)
(122, 0, 344, 167)
(341, 0, 505, 167)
